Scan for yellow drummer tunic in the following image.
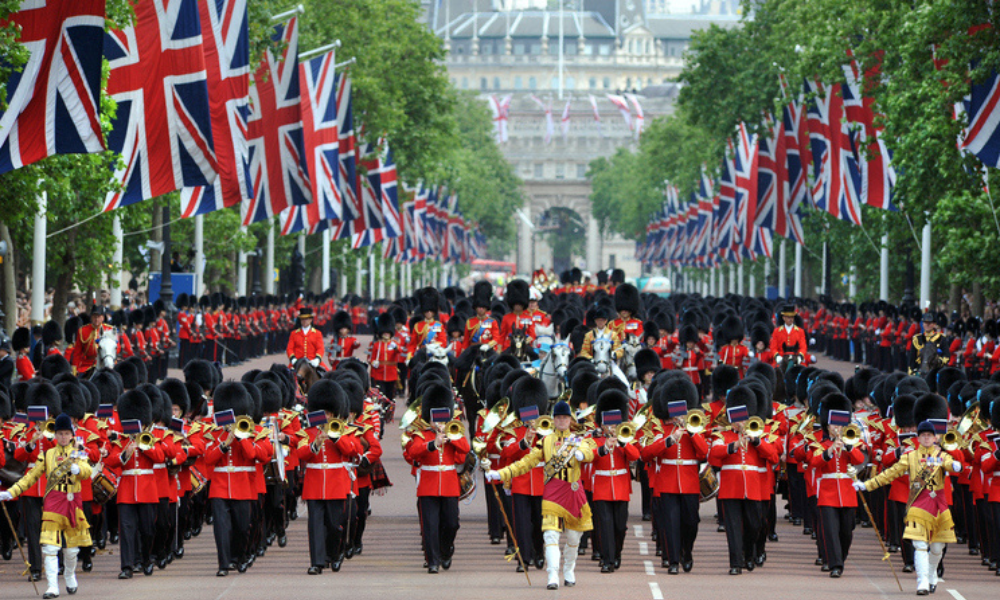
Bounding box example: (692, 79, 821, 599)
(499, 429, 596, 532)
(7, 444, 93, 547)
(863, 445, 957, 544)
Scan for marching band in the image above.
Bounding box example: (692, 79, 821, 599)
(2, 268, 1000, 598)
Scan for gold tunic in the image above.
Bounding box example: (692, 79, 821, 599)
(499, 429, 596, 532)
(864, 445, 956, 543)
(8, 444, 93, 547)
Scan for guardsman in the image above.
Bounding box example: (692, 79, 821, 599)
(408, 288, 447, 361)
(499, 280, 536, 350)
(610, 283, 643, 342)
(911, 312, 947, 375)
(675, 325, 706, 391)
(717, 315, 749, 376)
(12, 327, 35, 381)
(464, 281, 500, 352)
(590, 390, 640, 573)
(579, 307, 623, 364)
(70, 306, 115, 376)
(526, 286, 551, 328)
(177, 294, 194, 368)
(750, 324, 776, 367)
(369, 313, 401, 401)
(286, 307, 325, 369)
(770, 304, 808, 364)
(328, 311, 360, 368)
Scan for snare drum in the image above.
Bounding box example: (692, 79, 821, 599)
(190, 466, 208, 494)
(91, 466, 120, 506)
(698, 463, 719, 503)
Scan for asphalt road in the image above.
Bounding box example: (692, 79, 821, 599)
(2, 347, 996, 600)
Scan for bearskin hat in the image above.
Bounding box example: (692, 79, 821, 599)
(306, 379, 347, 418)
(90, 370, 121, 406)
(159, 378, 190, 415)
(743, 378, 772, 419)
(79, 380, 100, 414)
(41, 320, 62, 346)
(500, 369, 530, 399)
(375, 312, 396, 338)
(420, 382, 455, 423)
(614, 283, 641, 316)
(417, 287, 439, 315)
(652, 376, 699, 419)
(213, 381, 252, 418)
(746, 362, 777, 396)
(117, 390, 153, 426)
(642, 322, 659, 343)
(472, 280, 493, 310)
(447, 315, 465, 337)
(113, 360, 140, 391)
(242, 382, 263, 423)
(588, 377, 629, 408)
(569, 370, 599, 409)
(596, 389, 631, 425)
(892, 394, 918, 429)
(712, 365, 740, 400)
(717, 315, 744, 345)
(185, 381, 207, 417)
(40, 354, 72, 381)
(678, 324, 700, 346)
(634, 348, 661, 379)
(256, 380, 283, 415)
(331, 311, 352, 333)
(725, 385, 757, 418)
(795, 367, 819, 403)
(750, 323, 771, 347)
(124, 356, 147, 386)
(933, 367, 965, 398)
(913, 392, 949, 425)
(512, 376, 549, 418)
(813, 371, 844, 393)
(332, 375, 364, 417)
(183, 359, 216, 393)
(895, 375, 930, 399)
(846, 367, 880, 402)
(56, 382, 87, 420)
(135, 383, 168, 424)
(11, 327, 30, 352)
(337, 359, 371, 390)
(610, 269, 625, 284)
(63, 316, 81, 346)
(505, 279, 529, 310)
(819, 392, 852, 427)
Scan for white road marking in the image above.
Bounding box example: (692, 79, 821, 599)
(649, 581, 664, 600)
(635, 524, 644, 537)
(638, 541, 649, 555)
(644, 560, 655, 576)
(947, 590, 966, 600)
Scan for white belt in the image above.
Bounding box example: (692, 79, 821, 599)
(682, 366, 699, 371)
(594, 469, 629, 477)
(153, 464, 166, 470)
(121, 469, 154, 476)
(488, 454, 501, 460)
(213, 466, 255, 473)
(305, 463, 347, 470)
(660, 459, 698, 466)
(419, 465, 457, 472)
(534, 461, 546, 469)
(721, 465, 760, 472)
(820, 473, 852, 480)
(992, 471, 1000, 477)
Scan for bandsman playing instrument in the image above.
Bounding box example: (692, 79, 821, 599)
(1, 414, 92, 599)
(590, 390, 640, 573)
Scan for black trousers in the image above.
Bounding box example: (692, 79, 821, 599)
(19, 496, 42, 575)
(119, 502, 156, 570)
(657, 493, 700, 566)
(592, 500, 628, 565)
(788, 468, 806, 520)
(351, 487, 371, 547)
(512, 493, 543, 563)
(953, 481, 972, 546)
(211, 498, 251, 570)
(820, 506, 855, 569)
(152, 498, 174, 561)
(811, 495, 825, 561)
(720, 498, 761, 568)
(264, 484, 286, 540)
(306, 499, 345, 567)
(418, 496, 459, 569)
(638, 461, 652, 517)
(484, 479, 503, 539)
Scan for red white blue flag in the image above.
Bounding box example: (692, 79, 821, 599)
(104, 0, 217, 211)
(806, 80, 863, 225)
(0, 0, 106, 174)
(299, 48, 341, 221)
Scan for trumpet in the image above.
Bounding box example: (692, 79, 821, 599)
(40, 419, 56, 440)
(616, 422, 636, 444)
(533, 416, 554, 437)
(685, 409, 707, 435)
(137, 429, 156, 452)
(840, 423, 862, 448)
(445, 419, 466, 442)
(324, 418, 348, 440)
(956, 403, 984, 438)
(744, 416, 765, 439)
(942, 428, 965, 452)
(233, 416, 255, 440)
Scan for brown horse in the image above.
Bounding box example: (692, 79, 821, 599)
(294, 358, 322, 398)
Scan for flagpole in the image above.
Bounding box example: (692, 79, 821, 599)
(237, 226, 248, 297)
(778, 239, 787, 298)
(368, 251, 375, 299)
(271, 4, 304, 22)
(737, 262, 744, 296)
(378, 257, 385, 299)
(794, 243, 803, 297)
(31, 189, 46, 324)
(322, 231, 331, 291)
(355, 257, 362, 297)
(111, 214, 123, 309)
(558, 0, 564, 101)
(299, 39, 341, 61)
(920, 215, 931, 310)
(265, 219, 274, 295)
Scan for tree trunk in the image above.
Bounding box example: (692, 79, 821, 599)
(948, 283, 961, 316)
(229, 250, 238, 292)
(0, 222, 16, 333)
(972, 281, 984, 318)
(51, 267, 74, 328)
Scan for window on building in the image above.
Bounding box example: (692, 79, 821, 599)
(603, 77, 610, 89)
(534, 163, 543, 178)
(493, 77, 501, 90)
(555, 163, 565, 179)
(480, 77, 488, 90)
(589, 77, 597, 89)
(529, 76, 537, 89)
(548, 43, 558, 55)
(566, 76, 575, 90)
(577, 164, 587, 179)
(599, 43, 611, 56)
(583, 43, 594, 56)
(461, 77, 468, 89)
(514, 76, 523, 90)
(481, 43, 492, 55)
(670, 46, 676, 57)
(455, 46, 464, 55)
(565, 43, 577, 55)
(514, 43, 525, 55)
(531, 43, 542, 55)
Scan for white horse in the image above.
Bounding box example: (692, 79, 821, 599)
(425, 343, 450, 366)
(591, 338, 613, 377)
(537, 341, 571, 399)
(96, 328, 118, 371)
(619, 334, 642, 381)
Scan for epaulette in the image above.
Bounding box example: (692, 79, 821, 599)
(765, 432, 780, 444)
(85, 431, 101, 444)
(700, 402, 712, 414)
(774, 402, 788, 414)
(294, 429, 308, 440)
(188, 422, 202, 435)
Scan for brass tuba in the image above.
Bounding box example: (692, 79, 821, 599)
(400, 398, 422, 430)
(482, 397, 511, 434)
(942, 429, 964, 452)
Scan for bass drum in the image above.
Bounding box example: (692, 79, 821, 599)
(698, 463, 719, 503)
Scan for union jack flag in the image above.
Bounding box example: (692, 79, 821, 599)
(734, 123, 762, 258)
(0, 0, 106, 174)
(625, 93, 644, 139)
(379, 143, 401, 238)
(960, 67, 1000, 168)
(242, 17, 310, 225)
(299, 49, 341, 221)
(104, 0, 217, 211)
(715, 146, 738, 263)
(606, 94, 632, 130)
(180, 0, 251, 218)
(842, 58, 897, 211)
(780, 89, 810, 245)
(489, 94, 511, 143)
(806, 80, 863, 225)
(336, 73, 361, 221)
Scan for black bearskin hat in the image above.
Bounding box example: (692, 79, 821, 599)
(725, 385, 757, 418)
(56, 382, 88, 420)
(634, 348, 661, 379)
(124, 356, 147, 386)
(183, 359, 216, 393)
(596, 389, 631, 425)
(913, 392, 949, 425)
(420, 382, 455, 423)
(505, 279, 529, 310)
(256, 380, 283, 415)
(653, 376, 699, 419)
(610, 269, 625, 284)
(512, 376, 549, 418)
(42, 320, 62, 346)
(213, 381, 252, 417)
(114, 360, 140, 391)
(819, 392, 852, 427)
(642, 321, 659, 342)
(614, 283, 640, 316)
(117, 390, 152, 426)
(80, 380, 101, 414)
(337, 359, 371, 390)
(331, 311, 352, 333)
(40, 354, 72, 380)
(159, 378, 190, 415)
(678, 324, 699, 346)
(933, 367, 965, 397)
(750, 323, 771, 347)
(11, 327, 30, 352)
(375, 312, 396, 338)
(307, 379, 348, 419)
(447, 315, 465, 337)
(712, 365, 740, 400)
(570, 370, 599, 409)
(91, 370, 121, 406)
(472, 280, 493, 310)
(417, 287, 439, 315)
(892, 394, 917, 429)
(718, 314, 744, 345)
(137, 383, 169, 424)
(63, 316, 81, 346)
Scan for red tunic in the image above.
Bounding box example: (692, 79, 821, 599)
(641, 425, 709, 495)
(406, 429, 470, 497)
(296, 428, 363, 500)
(286, 327, 325, 362)
(590, 438, 639, 501)
(809, 438, 865, 507)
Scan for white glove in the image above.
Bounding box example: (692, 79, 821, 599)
(480, 344, 491, 352)
(372, 361, 380, 369)
(70, 463, 81, 475)
(951, 461, 962, 473)
(852, 481, 866, 492)
(573, 450, 585, 462)
(309, 357, 320, 368)
(485, 470, 502, 483)
(0, 491, 12, 502)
